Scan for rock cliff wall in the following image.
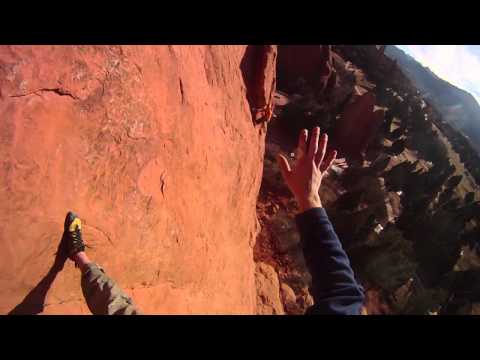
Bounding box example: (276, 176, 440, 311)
(277, 45, 335, 96)
(0, 45, 276, 314)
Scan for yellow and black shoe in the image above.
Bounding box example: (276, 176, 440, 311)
(63, 211, 86, 259)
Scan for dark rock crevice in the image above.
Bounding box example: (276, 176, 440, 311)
(9, 87, 79, 100)
(240, 45, 277, 125)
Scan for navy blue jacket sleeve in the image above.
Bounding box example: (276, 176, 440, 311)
(296, 207, 365, 315)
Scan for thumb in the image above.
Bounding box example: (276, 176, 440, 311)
(276, 153, 291, 182)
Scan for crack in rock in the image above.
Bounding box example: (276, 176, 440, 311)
(125, 127, 147, 141)
(44, 298, 84, 308)
(85, 224, 114, 246)
(9, 87, 79, 100)
(160, 171, 167, 197)
(178, 78, 185, 104)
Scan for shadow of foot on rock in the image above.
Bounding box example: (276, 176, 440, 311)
(8, 233, 69, 315)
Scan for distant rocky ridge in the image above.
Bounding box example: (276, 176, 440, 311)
(384, 45, 480, 153)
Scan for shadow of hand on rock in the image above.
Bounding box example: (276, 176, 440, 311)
(8, 233, 69, 315)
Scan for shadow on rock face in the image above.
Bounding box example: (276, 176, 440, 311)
(240, 45, 276, 124)
(8, 234, 69, 315)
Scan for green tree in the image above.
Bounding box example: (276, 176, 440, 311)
(461, 226, 480, 252)
(383, 109, 394, 132)
(447, 175, 462, 189)
(457, 202, 480, 223)
(387, 139, 406, 156)
(407, 126, 448, 166)
(413, 209, 465, 286)
(443, 198, 461, 211)
(440, 270, 480, 314)
(438, 188, 454, 206)
(390, 127, 404, 140)
(465, 192, 475, 205)
(401, 288, 448, 315)
(371, 156, 390, 174)
(446, 164, 456, 177)
(354, 214, 377, 244)
(351, 225, 417, 293)
(335, 190, 364, 212)
(384, 161, 416, 192)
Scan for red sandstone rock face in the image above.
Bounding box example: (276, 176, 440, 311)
(255, 262, 284, 314)
(277, 45, 335, 95)
(0, 45, 276, 314)
(363, 288, 391, 315)
(333, 92, 385, 160)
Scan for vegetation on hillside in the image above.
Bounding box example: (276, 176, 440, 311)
(259, 45, 480, 314)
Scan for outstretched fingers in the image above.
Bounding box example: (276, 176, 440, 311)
(320, 150, 338, 173)
(307, 127, 320, 160)
(296, 129, 308, 159)
(315, 133, 328, 168)
(277, 153, 292, 181)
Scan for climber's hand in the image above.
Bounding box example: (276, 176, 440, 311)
(277, 127, 337, 213)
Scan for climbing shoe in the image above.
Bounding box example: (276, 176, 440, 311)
(63, 211, 86, 259)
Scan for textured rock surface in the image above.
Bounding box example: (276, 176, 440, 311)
(277, 45, 335, 95)
(280, 282, 297, 313)
(0, 45, 276, 314)
(255, 262, 284, 314)
(333, 92, 385, 160)
(363, 289, 391, 315)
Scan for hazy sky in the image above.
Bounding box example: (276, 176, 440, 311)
(396, 45, 480, 104)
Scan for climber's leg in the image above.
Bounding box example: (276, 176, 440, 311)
(74, 253, 141, 315)
(63, 212, 141, 315)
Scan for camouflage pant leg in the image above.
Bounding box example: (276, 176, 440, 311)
(81, 263, 141, 315)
